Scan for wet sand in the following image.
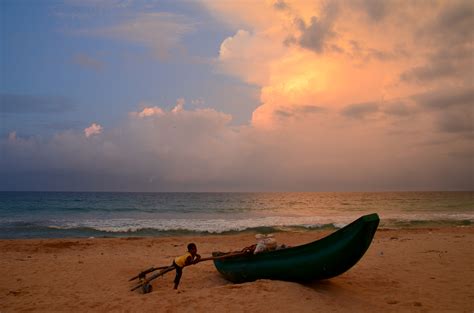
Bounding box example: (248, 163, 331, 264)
(1, 227, 473, 312)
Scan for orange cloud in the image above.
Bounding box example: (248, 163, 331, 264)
(207, 0, 472, 129)
(3, 1, 471, 191)
(84, 123, 103, 137)
(133, 107, 165, 118)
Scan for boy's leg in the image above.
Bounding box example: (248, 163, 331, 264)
(173, 264, 183, 289)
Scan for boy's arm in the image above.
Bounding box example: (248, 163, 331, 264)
(184, 254, 201, 266)
(184, 256, 193, 266)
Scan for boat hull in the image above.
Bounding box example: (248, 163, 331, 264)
(213, 213, 379, 283)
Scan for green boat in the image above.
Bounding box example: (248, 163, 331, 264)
(213, 213, 379, 283)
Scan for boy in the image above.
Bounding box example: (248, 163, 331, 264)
(173, 243, 201, 289)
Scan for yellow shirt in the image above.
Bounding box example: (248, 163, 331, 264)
(174, 252, 192, 267)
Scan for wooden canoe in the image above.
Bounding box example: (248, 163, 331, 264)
(213, 213, 379, 283)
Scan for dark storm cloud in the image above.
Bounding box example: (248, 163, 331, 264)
(347, 39, 408, 64)
(358, 0, 391, 22)
(437, 110, 473, 134)
(341, 102, 379, 119)
(400, 61, 457, 83)
(411, 87, 473, 136)
(0, 94, 74, 114)
(297, 105, 325, 114)
(382, 101, 417, 117)
(429, 1, 474, 44)
(274, 105, 325, 119)
(412, 88, 473, 110)
(294, 2, 339, 53)
(273, 0, 289, 11)
(400, 45, 472, 83)
(296, 16, 333, 53)
(402, 1, 474, 83)
(274, 109, 292, 118)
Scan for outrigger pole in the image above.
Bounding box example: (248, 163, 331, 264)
(129, 251, 248, 292)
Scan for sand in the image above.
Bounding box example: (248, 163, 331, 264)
(1, 227, 474, 313)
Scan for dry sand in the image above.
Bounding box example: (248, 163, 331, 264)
(1, 227, 473, 313)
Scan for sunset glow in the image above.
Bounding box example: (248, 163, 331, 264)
(1, 0, 472, 191)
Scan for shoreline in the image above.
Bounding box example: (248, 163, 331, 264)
(1, 227, 474, 312)
(2, 223, 474, 241)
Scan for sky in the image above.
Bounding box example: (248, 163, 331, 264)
(1, 0, 473, 192)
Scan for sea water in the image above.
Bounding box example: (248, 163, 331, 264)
(0, 191, 472, 239)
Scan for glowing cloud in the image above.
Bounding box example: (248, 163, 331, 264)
(84, 123, 103, 138)
(172, 98, 185, 114)
(207, 0, 473, 130)
(1, 0, 472, 192)
(132, 107, 165, 118)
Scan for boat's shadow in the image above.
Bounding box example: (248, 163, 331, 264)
(302, 279, 347, 294)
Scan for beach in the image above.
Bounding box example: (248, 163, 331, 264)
(1, 227, 473, 313)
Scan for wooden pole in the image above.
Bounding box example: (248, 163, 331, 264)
(130, 251, 249, 292)
(129, 265, 170, 282)
(130, 265, 175, 292)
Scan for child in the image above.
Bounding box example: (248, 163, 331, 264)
(173, 243, 201, 289)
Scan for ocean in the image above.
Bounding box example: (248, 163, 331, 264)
(0, 191, 472, 239)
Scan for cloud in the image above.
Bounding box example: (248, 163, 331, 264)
(2, 100, 473, 191)
(8, 131, 17, 142)
(382, 101, 417, 117)
(200, 1, 289, 31)
(273, 0, 289, 11)
(401, 1, 473, 84)
(273, 105, 325, 120)
(0, 94, 74, 114)
(295, 2, 339, 53)
(172, 98, 185, 113)
(209, 2, 410, 127)
(409, 87, 474, 137)
(191, 98, 205, 106)
(2, 1, 473, 191)
(83, 12, 195, 59)
(72, 53, 104, 71)
(84, 123, 103, 137)
(412, 87, 473, 110)
(341, 102, 379, 119)
(346, 41, 409, 64)
(217, 29, 285, 86)
(356, 0, 392, 22)
(401, 46, 472, 84)
(62, 0, 133, 9)
(131, 106, 165, 118)
(1, 103, 239, 191)
(296, 105, 325, 114)
(419, 1, 474, 46)
(400, 62, 456, 83)
(207, 1, 473, 129)
(52, 0, 124, 19)
(437, 110, 473, 134)
(131, 99, 207, 118)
